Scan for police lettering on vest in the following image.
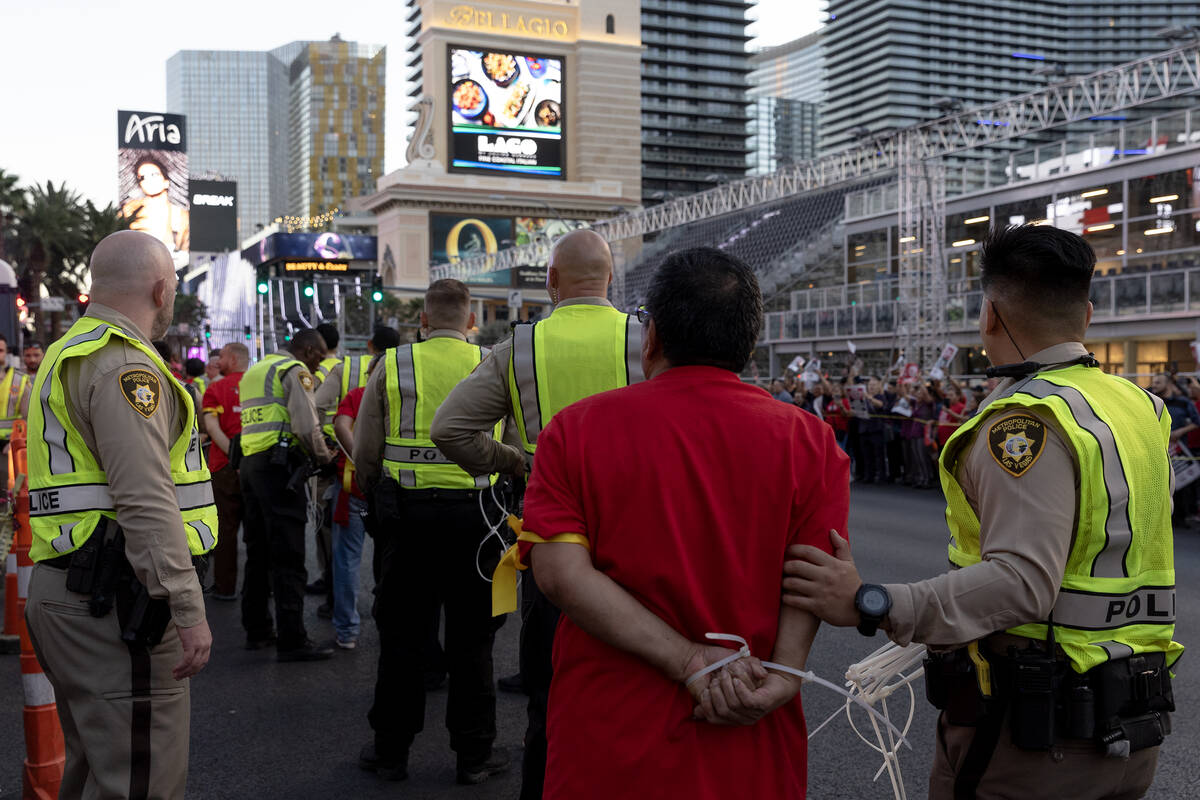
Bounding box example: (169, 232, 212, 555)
(238, 353, 309, 456)
(26, 318, 218, 561)
(940, 363, 1184, 673)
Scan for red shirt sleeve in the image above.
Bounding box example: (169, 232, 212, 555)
(338, 386, 364, 419)
(791, 420, 850, 554)
(519, 414, 588, 562)
(201, 382, 221, 413)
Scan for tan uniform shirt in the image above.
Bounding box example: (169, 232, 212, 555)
(268, 351, 333, 464)
(884, 341, 1097, 648)
(57, 303, 204, 628)
(313, 359, 345, 424)
(431, 297, 615, 478)
(353, 330, 463, 490)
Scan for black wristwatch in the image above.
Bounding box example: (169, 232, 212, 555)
(854, 583, 892, 637)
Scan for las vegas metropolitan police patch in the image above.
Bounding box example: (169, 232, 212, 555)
(987, 413, 1045, 477)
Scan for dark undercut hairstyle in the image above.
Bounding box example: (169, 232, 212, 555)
(371, 325, 401, 351)
(424, 279, 471, 330)
(289, 328, 327, 357)
(980, 224, 1095, 330)
(645, 247, 763, 372)
(316, 322, 340, 351)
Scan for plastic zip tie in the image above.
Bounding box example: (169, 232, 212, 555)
(762, 660, 911, 748)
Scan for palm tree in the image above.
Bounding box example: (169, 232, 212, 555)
(0, 169, 25, 264)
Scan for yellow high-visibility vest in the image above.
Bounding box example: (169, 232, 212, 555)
(27, 317, 217, 561)
(0, 367, 30, 440)
(238, 353, 305, 457)
(382, 338, 498, 489)
(941, 364, 1183, 673)
(508, 304, 644, 455)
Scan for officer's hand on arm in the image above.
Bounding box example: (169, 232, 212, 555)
(173, 619, 212, 680)
(781, 530, 862, 627)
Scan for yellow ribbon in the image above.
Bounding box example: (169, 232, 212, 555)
(491, 515, 589, 617)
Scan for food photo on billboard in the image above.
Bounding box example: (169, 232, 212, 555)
(449, 47, 564, 178)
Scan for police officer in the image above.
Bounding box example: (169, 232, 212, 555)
(353, 279, 507, 784)
(25, 231, 217, 798)
(782, 224, 1182, 799)
(430, 229, 644, 799)
(238, 328, 335, 661)
(0, 332, 32, 490)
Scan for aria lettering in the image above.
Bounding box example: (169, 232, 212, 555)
(124, 114, 181, 146)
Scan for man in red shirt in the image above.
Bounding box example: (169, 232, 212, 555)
(201, 342, 250, 600)
(523, 247, 849, 799)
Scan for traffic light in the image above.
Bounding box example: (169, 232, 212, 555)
(257, 280, 269, 295)
(77, 293, 90, 313)
(243, 325, 252, 341)
(303, 285, 315, 298)
(371, 274, 383, 303)
(204, 323, 212, 341)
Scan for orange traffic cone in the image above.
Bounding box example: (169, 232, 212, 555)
(10, 422, 65, 799)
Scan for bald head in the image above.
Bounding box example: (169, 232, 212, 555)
(547, 229, 612, 301)
(88, 230, 178, 340)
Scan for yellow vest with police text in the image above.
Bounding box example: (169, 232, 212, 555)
(0, 367, 30, 440)
(939, 365, 1184, 673)
(239, 354, 305, 457)
(508, 304, 643, 454)
(27, 317, 218, 561)
(383, 338, 498, 489)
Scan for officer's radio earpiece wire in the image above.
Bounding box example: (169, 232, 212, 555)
(985, 301, 1101, 379)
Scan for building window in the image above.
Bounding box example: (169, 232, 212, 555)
(606, 14, 615, 34)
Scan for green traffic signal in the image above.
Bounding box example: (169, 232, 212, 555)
(304, 285, 315, 298)
(257, 281, 269, 294)
(371, 289, 383, 302)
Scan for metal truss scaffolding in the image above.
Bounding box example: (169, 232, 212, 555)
(431, 42, 1200, 349)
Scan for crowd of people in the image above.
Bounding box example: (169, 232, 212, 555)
(13, 224, 1184, 800)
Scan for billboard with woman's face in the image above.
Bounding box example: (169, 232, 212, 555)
(117, 110, 189, 266)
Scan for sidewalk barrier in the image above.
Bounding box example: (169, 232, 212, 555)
(10, 421, 65, 799)
(2, 441, 20, 653)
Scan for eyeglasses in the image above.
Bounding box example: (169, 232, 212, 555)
(635, 305, 650, 324)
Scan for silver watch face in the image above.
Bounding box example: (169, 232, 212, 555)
(860, 586, 888, 616)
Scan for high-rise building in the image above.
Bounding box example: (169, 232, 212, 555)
(285, 38, 386, 222)
(167, 50, 290, 243)
(167, 36, 385, 244)
(748, 32, 825, 174)
(640, 0, 754, 202)
(820, 0, 1200, 154)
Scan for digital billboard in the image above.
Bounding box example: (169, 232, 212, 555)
(188, 180, 238, 252)
(241, 232, 377, 267)
(118, 110, 189, 266)
(449, 47, 564, 178)
(430, 214, 513, 286)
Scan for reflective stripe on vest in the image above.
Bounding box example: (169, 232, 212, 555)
(316, 356, 339, 384)
(382, 338, 496, 490)
(0, 368, 29, 439)
(939, 364, 1183, 672)
(508, 305, 643, 454)
(238, 354, 304, 456)
(323, 354, 372, 438)
(27, 317, 219, 561)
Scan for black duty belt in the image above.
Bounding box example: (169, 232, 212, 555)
(402, 487, 481, 502)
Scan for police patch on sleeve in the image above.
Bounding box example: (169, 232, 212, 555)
(987, 414, 1045, 477)
(120, 369, 161, 418)
(298, 370, 315, 391)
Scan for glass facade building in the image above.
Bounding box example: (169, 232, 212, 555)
(286, 40, 386, 221)
(167, 37, 384, 245)
(748, 32, 825, 175)
(167, 50, 290, 244)
(640, 0, 754, 202)
(820, 0, 1200, 154)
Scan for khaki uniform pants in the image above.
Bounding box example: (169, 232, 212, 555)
(25, 564, 190, 800)
(930, 710, 1158, 800)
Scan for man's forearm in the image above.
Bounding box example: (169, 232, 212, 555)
(203, 414, 230, 455)
(532, 542, 694, 682)
(433, 423, 525, 477)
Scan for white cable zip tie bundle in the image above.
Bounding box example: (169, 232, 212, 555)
(685, 633, 912, 751)
(806, 640, 928, 800)
(475, 483, 512, 583)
